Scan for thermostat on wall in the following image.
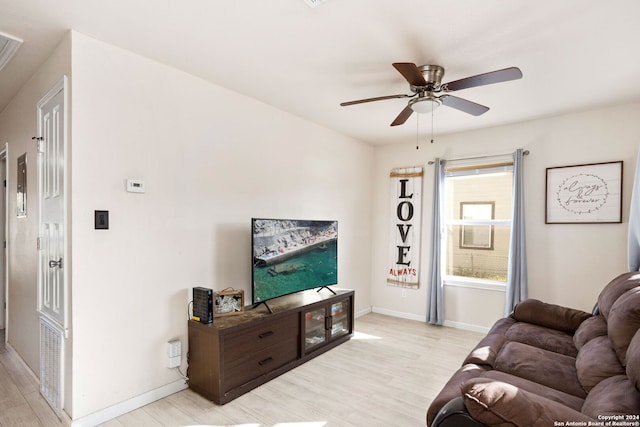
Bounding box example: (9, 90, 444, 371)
(126, 179, 146, 193)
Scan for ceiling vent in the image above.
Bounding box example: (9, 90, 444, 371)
(0, 31, 23, 72)
(303, 0, 330, 8)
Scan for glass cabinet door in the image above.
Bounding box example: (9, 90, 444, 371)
(304, 307, 327, 350)
(330, 299, 350, 338)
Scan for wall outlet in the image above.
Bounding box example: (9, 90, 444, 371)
(167, 340, 181, 368)
(401, 289, 407, 298)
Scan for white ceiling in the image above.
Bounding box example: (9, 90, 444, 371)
(1, 0, 640, 145)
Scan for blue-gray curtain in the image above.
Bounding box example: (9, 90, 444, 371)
(504, 149, 528, 315)
(427, 159, 445, 325)
(629, 148, 640, 271)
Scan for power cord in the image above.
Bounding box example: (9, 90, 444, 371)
(175, 365, 188, 381)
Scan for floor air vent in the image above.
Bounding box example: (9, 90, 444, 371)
(40, 317, 63, 412)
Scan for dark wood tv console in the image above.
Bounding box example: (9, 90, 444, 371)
(187, 288, 354, 404)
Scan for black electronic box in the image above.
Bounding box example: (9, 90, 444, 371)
(192, 287, 213, 324)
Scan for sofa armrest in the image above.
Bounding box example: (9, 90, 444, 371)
(430, 397, 487, 427)
(462, 378, 595, 426)
(512, 298, 591, 333)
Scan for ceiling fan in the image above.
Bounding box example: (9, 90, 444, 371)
(340, 63, 523, 126)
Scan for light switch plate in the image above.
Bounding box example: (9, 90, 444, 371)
(95, 210, 109, 230)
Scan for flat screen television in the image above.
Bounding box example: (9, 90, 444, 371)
(251, 218, 338, 306)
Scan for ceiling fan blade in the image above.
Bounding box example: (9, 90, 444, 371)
(444, 67, 523, 92)
(392, 63, 428, 87)
(390, 106, 414, 126)
(340, 94, 411, 106)
(440, 95, 489, 116)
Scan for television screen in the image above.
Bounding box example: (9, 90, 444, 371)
(251, 218, 338, 304)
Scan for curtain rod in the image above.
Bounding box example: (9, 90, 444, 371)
(427, 150, 529, 165)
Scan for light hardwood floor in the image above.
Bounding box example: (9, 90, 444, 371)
(0, 330, 65, 427)
(0, 314, 483, 427)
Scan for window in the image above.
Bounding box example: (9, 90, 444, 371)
(444, 162, 513, 284)
(460, 202, 495, 249)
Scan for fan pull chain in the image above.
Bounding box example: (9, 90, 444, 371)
(416, 110, 436, 150)
(416, 112, 420, 150)
(431, 108, 435, 144)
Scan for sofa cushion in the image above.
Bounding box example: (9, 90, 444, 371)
(625, 329, 640, 390)
(607, 287, 640, 366)
(575, 336, 624, 392)
(494, 341, 586, 398)
(512, 298, 591, 333)
(487, 316, 517, 335)
(581, 375, 640, 419)
(462, 378, 595, 427)
(504, 322, 578, 357)
(464, 333, 508, 367)
(481, 370, 585, 411)
(426, 363, 489, 426)
(597, 272, 640, 319)
(574, 315, 607, 350)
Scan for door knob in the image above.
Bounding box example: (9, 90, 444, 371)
(49, 258, 63, 268)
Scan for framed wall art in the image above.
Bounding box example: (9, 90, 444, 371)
(545, 161, 622, 224)
(214, 288, 245, 317)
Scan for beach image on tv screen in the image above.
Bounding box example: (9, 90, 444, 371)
(252, 219, 338, 303)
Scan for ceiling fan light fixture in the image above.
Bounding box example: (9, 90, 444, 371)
(410, 97, 441, 114)
(340, 63, 522, 126)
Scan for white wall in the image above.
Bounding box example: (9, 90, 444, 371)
(69, 32, 373, 418)
(372, 104, 640, 330)
(0, 34, 71, 384)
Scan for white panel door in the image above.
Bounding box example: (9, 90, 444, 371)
(38, 82, 66, 329)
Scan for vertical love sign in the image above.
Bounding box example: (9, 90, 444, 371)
(388, 166, 423, 288)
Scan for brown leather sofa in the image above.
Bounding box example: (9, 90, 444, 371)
(427, 272, 640, 427)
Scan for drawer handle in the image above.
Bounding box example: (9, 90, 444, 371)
(258, 357, 274, 366)
(258, 331, 274, 339)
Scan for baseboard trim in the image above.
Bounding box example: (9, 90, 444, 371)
(70, 379, 188, 427)
(371, 306, 424, 322)
(5, 343, 39, 382)
(370, 307, 491, 333)
(442, 320, 491, 334)
(354, 307, 372, 318)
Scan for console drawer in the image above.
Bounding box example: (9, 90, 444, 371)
(223, 312, 298, 354)
(223, 336, 299, 390)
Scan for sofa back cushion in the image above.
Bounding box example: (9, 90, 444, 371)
(512, 298, 591, 333)
(574, 315, 607, 350)
(575, 336, 624, 392)
(625, 329, 640, 390)
(608, 288, 640, 366)
(597, 272, 640, 319)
